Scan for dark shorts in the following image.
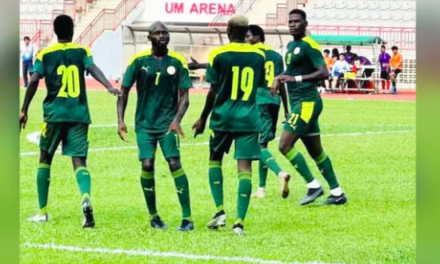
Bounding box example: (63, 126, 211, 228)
(380, 71, 390, 80)
(283, 99, 323, 137)
(258, 104, 280, 144)
(136, 131, 180, 160)
(209, 131, 260, 160)
(39, 122, 89, 157)
(391, 69, 402, 77)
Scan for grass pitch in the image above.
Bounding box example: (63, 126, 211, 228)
(20, 89, 415, 264)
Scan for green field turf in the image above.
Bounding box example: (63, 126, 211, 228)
(20, 89, 415, 264)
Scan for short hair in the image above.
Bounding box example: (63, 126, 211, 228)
(381, 45, 386, 49)
(228, 15, 249, 28)
(23, 36, 30, 41)
(289, 9, 307, 20)
(149, 21, 169, 34)
(248, 25, 265, 42)
(346, 45, 352, 49)
(54, 15, 74, 39)
(323, 49, 330, 53)
(392, 46, 398, 50)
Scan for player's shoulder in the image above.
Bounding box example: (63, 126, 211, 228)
(128, 50, 153, 65)
(301, 36, 322, 52)
(167, 51, 189, 68)
(37, 43, 91, 60)
(209, 43, 265, 65)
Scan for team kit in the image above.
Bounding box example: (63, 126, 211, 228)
(20, 10, 347, 236)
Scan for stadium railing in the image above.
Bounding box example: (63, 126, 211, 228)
(75, 0, 143, 47)
(209, 0, 258, 27)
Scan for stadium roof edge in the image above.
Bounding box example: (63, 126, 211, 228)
(123, 25, 291, 35)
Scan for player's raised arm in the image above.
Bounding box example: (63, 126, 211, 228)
(20, 72, 42, 130)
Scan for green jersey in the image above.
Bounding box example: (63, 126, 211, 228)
(254, 42, 284, 105)
(33, 43, 94, 124)
(285, 36, 325, 102)
(122, 50, 192, 133)
(206, 42, 266, 132)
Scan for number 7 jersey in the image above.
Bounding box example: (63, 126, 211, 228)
(206, 42, 266, 132)
(33, 43, 94, 124)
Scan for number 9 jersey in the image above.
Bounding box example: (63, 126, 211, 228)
(33, 43, 94, 124)
(206, 43, 266, 132)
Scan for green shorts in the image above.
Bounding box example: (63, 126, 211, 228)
(39, 122, 89, 157)
(258, 104, 280, 144)
(209, 131, 260, 160)
(283, 99, 323, 136)
(136, 131, 180, 160)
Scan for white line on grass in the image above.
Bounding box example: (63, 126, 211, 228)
(20, 129, 414, 157)
(22, 243, 342, 264)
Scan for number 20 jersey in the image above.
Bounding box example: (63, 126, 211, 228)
(206, 43, 266, 133)
(33, 43, 94, 124)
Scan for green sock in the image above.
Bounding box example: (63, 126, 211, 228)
(37, 163, 51, 215)
(315, 151, 340, 189)
(172, 168, 191, 219)
(258, 161, 268, 188)
(75, 166, 91, 202)
(209, 161, 224, 212)
(236, 171, 252, 224)
(141, 171, 157, 216)
(261, 148, 283, 175)
(285, 148, 315, 183)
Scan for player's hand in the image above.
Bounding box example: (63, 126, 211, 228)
(190, 57, 198, 64)
(20, 112, 28, 131)
(169, 119, 185, 139)
(192, 118, 206, 138)
(107, 87, 121, 96)
(276, 75, 296, 83)
(117, 122, 128, 142)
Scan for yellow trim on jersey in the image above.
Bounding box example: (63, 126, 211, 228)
(253, 42, 275, 52)
(168, 51, 189, 70)
(300, 102, 315, 124)
(37, 43, 91, 61)
(302, 36, 322, 52)
(208, 42, 266, 66)
(128, 50, 152, 66)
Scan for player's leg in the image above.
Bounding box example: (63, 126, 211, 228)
(22, 61, 29, 87)
(332, 76, 339, 89)
(28, 123, 61, 223)
(206, 131, 230, 230)
(232, 132, 260, 236)
(137, 132, 166, 229)
(301, 134, 347, 205)
(64, 123, 95, 228)
(161, 131, 193, 231)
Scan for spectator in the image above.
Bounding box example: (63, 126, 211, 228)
(378, 45, 391, 92)
(389, 46, 403, 94)
(331, 48, 339, 61)
(353, 55, 374, 77)
(343, 45, 358, 64)
(21, 36, 35, 87)
(331, 53, 350, 89)
(323, 49, 334, 89)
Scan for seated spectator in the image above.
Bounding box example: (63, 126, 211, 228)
(323, 49, 334, 89)
(343, 45, 357, 64)
(331, 53, 350, 89)
(389, 46, 403, 94)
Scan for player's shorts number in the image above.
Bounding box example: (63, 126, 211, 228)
(57, 65, 80, 98)
(265, 61, 275, 87)
(231, 66, 254, 101)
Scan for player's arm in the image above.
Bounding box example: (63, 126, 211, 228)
(117, 58, 138, 141)
(87, 65, 120, 96)
(20, 72, 42, 130)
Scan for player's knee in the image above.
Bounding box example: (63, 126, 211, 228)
(279, 141, 292, 155)
(142, 159, 154, 172)
(167, 158, 181, 172)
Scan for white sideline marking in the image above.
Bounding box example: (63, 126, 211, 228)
(22, 243, 341, 264)
(20, 129, 414, 157)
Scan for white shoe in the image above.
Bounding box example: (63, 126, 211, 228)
(251, 188, 266, 198)
(207, 211, 226, 229)
(232, 224, 244, 236)
(28, 213, 48, 223)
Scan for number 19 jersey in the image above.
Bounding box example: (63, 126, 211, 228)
(206, 43, 266, 132)
(33, 43, 94, 124)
